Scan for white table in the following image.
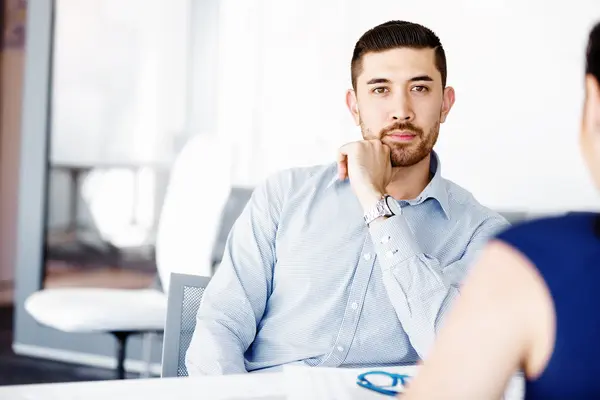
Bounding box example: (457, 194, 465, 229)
(0, 366, 524, 400)
(0, 373, 286, 400)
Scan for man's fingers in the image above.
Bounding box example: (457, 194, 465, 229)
(337, 141, 359, 180)
(337, 153, 348, 180)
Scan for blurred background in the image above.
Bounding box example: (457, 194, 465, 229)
(0, 0, 599, 386)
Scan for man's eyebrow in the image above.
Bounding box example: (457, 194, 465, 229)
(410, 75, 434, 82)
(366, 75, 434, 85)
(366, 78, 392, 85)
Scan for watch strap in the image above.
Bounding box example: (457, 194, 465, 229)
(363, 194, 395, 225)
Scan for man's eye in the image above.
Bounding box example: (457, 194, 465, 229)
(411, 86, 429, 93)
(372, 87, 389, 94)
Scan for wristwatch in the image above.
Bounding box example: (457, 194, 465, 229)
(363, 194, 401, 225)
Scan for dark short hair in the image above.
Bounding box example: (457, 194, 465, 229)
(587, 21, 600, 84)
(351, 20, 447, 90)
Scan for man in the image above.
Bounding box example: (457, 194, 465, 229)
(186, 20, 509, 375)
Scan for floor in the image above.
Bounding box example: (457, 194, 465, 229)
(43, 262, 156, 289)
(0, 266, 156, 308)
(0, 285, 12, 306)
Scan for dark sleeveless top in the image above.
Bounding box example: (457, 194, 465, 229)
(496, 212, 600, 399)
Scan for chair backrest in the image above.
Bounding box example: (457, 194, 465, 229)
(155, 134, 232, 292)
(161, 272, 211, 378)
(209, 186, 254, 273)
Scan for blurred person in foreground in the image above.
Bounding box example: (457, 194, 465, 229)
(402, 20, 600, 400)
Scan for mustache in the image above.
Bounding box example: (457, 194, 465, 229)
(381, 122, 423, 137)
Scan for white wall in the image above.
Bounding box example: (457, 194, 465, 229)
(217, 0, 600, 213)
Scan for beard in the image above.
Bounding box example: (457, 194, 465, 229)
(360, 119, 440, 167)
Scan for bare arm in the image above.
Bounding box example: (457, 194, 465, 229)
(401, 240, 555, 400)
(369, 216, 509, 358)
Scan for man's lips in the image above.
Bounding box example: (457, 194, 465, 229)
(386, 131, 417, 141)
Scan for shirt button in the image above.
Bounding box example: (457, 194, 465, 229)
(381, 236, 390, 244)
(363, 253, 372, 261)
(386, 249, 398, 258)
(351, 302, 358, 310)
(337, 346, 344, 352)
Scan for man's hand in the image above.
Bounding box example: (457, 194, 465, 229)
(338, 139, 393, 211)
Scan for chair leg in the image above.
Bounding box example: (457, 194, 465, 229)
(140, 332, 153, 378)
(111, 331, 132, 379)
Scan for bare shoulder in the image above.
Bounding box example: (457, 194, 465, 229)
(463, 240, 555, 379)
(460, 240, 542, 298)
(401, 239, 555, 399)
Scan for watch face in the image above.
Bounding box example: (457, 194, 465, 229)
(384, 195, 402, 215)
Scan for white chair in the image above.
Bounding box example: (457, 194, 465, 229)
(25, 134, 232, 379)
(154, 134, 233, 289)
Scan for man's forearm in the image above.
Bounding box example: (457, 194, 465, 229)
(369, 214, 457, 358)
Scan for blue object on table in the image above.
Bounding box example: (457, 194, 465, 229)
(356, 370, 411, 396)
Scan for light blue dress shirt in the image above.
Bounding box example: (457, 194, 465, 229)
(186, 152, 509, 375)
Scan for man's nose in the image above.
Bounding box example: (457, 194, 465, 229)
(391, 96, 414, 121)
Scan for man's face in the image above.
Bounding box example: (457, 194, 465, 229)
(347, 47, 455, 167)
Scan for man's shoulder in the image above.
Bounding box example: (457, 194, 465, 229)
(262, 162, 338, 194)
(442, 178, 509, 227)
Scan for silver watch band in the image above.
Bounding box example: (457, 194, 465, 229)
(363, 194, 395, 225)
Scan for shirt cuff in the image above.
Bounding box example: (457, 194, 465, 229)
(369, 214, 422, 271)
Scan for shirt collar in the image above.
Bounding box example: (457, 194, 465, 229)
(326, 150, 451, 219)
(422, 151, 451, 219)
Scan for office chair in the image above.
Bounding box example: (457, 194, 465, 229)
(24, 134, 232, 379)
(160, 272, 211, 377)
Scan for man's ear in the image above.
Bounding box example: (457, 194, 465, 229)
(440, 86, 456, 123)
(585, 75, 600, 133)
(346, 89, 360, 125)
